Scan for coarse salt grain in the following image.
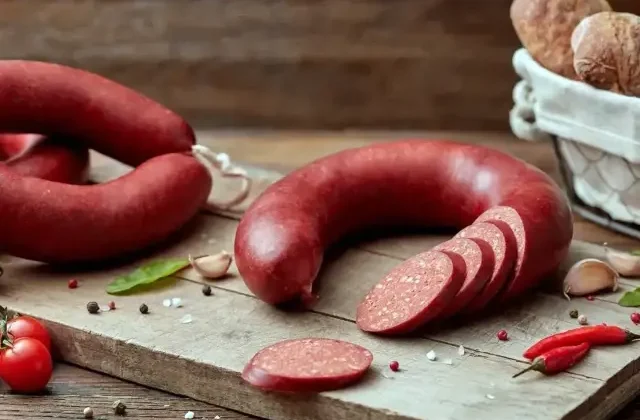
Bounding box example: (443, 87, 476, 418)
(172, 297, 183, 307)
(486, 394, 495, 400)
(163, 299, 172, 307)
(426, 350, 437, 361)
(215, 416, 221, 420)
(442, 358, 453, 365)
(180, 314, 193, 324)
(457, 345, 465, 356)
(185, 411, 195, 419)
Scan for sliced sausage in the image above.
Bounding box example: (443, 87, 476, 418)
(0, 153, 211, 263)
(356, 250, 466, 334)
(241, 338, 373, 393)
(433, 237, 494, 319)
(0, 60, 195, 167)
(475, 201, 572, 303)
(454, 221, 518, 312)
(0, 134, 89, 184)
(235, 140, 573, 311)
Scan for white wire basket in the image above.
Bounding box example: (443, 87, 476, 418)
(510, 48, 640, 240)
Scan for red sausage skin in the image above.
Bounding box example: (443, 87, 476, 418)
(235, 140, 573, 308)
(0, 61, 195, 167)
(0, 134, 89, 184)
(0, 153, 211, 263)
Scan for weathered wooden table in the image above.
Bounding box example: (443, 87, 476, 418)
(2, 130, 640, 420)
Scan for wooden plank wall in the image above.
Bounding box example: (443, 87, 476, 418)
(0, 0, 638, 131)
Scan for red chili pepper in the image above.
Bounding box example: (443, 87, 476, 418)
(523, 325, 640, 360)
(513, 342, 590, 378)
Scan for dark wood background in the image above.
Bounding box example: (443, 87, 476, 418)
(1, 0, 639, 130)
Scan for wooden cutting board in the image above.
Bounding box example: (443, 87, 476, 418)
(2, 152, 640, 420)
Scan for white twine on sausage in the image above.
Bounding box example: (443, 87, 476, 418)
(191, 144, 252, 211)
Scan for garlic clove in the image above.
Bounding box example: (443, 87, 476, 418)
(604, 244, 640, 277)
(563, 258, 619, 300)
(188, 250, 233, 279)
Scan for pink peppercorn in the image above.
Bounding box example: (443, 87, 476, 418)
(108, 301, 116, 310)
(389, 361, 400, 372)
(497, 329, 508, 341)
(586, 295, 595, 301)
(68, 279, 78, 289)
(631, 312, 640, 325)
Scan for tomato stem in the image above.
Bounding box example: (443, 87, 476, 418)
(0, 306, 14, 349)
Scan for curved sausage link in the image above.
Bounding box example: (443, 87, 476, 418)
(234, 139, 573, 307)
(0, 60, 195, 167)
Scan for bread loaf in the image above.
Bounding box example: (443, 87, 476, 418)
(572, 11, 640, 96)
(510, 0, 612, 79)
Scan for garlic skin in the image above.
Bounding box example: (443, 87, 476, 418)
(604, 246, 640, 277)
(188, 251, 233, 279)
(563, 258, 619, 299)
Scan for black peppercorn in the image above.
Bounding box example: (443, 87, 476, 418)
(139, 303, 149, 314)
(569, 309, 579, 319)
(112, 400, 126, 415)
(87, 301, 100, 314)
(202, 285, 212, 296)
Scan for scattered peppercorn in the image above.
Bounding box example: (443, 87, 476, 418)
(578, 314, 588, 325)
(631, 312, 640, 325)
(389, 360, 400, 372)
(497, 329, 509, 341)
(108, 301, 116, 310)
(86, 301, 100, 314)
(112, 400, 126, 416)
(68, 279, 78, 289)
(202, 284, 212, 296)
(586, 295, 595, 301)
(569, 309, 579, 319)
(139, 303, 149, 314)
(83, 407, 94, 419)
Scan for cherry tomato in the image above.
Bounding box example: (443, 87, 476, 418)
(7, 316, 51, 351)
(0, 337, 53, 393)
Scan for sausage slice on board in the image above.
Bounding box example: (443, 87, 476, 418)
(242, 338, 373, 393)
(433, 238, 494, 320)
(454, 221, 518, 313)
(356, 250, 466, 335)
